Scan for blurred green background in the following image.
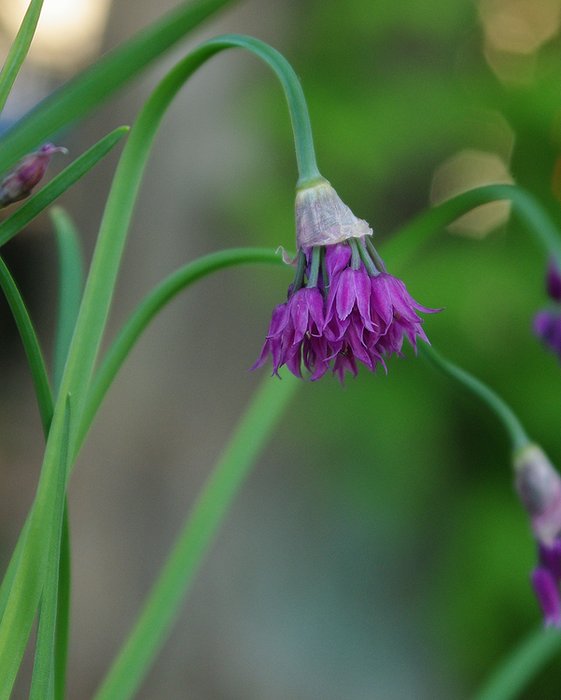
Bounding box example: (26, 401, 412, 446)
(2, 0, 561, 697)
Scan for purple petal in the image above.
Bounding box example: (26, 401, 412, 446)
(532, 566, 561, 627)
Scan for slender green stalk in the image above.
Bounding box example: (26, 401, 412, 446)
(79, 248, 283, 450)
(0, 0, 44, 116)
(94, 372, 299, 700)
(51, 208, 85, 394)
(383, 184, 561, 269)
(29, 398, 71, 700)
(53, 509, 71, 700)
(420, 345, 530, 453)
(0, 0, 236, 173)
(0, 258, 52, 434)
(474, 627, 561, 700)
(0, 127, 128, 250)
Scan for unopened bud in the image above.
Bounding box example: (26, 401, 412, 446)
(295, 179, 372, 249)
(0, 144, 67, 208)
(515, 444, 561, 547)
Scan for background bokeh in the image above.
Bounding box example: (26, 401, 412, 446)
(1, 0, 561, 697)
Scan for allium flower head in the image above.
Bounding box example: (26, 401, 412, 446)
(515, 445, 561, 626)
(0, 143, 67, 208)
(253, 179, 439, 381)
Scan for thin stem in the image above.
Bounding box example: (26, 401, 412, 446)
(77, 248, 283, 453)
(94, 372, 299, 700)
(384, 184, 561, 269)
(203, 35, 320, 184)
(420, 345, 530, 453)
(474, 627, 561, 700)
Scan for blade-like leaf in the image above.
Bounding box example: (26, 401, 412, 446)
(0, 0, 44, 114)
(29, 396, 71, 700)
(0, 0, 236, 174)
(0, 126, 128, 249)
(51, 208, 85, 394)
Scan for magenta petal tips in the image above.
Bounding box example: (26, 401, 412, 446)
(253, 180, 440, 381)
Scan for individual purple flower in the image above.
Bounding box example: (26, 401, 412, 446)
(546, 259, 561, 302)
(533, 310, 561, 361)
(515, 445, 561, 626)
(0, 143, 67, 208)
(253, 179, 439, 381)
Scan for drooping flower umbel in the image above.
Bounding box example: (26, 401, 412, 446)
(253, 179, 439, 381)
(515, 444, 561, 626)
(0, 143, 67, 208)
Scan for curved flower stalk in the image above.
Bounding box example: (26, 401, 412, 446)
(254, 179, 439, 381)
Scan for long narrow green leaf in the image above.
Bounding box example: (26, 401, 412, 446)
(0, 0, 236, 174)
(51, 208, 85, 394)
(95, 373, 298, 700)
(0, 0, 44, 114)
(54, 510, 71, 700)
(0, 127, 128, 250)
(50, 208, 84, 699)
(29, 397, 71, 700)
(0, 257, 52, 433)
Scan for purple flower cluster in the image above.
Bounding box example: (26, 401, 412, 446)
(533, 260, 561, 360)
(254, 240, 438, 381)
(515, 445, 561, 627)
(533, 541, 561, 626)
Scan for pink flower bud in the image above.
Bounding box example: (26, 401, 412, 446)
(0, 144, 67, 208)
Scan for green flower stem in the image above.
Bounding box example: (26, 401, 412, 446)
(474, 627, 561, 700)
(94, 372, 299, 700)
(0, 0, 236, 173)
(420, 345, 530, 453)
(0, 0, 44, 116)
(77, 248, 283, 453)
(383, 184, 561, 269)
(0, 258, 52, 434)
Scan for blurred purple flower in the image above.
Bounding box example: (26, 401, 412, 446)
(0, 143, 67, 208)
(547, 260, 561, 302)
(515, 445, 561, 626)
(254, 180, 439, 381)
(534, 310, 561, 361)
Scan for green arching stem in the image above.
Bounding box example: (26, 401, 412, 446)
(474, 627, 561, 700)
(77, 248, 284, 453)
(203, 35, 320, 184)
(384, 184, 561, 270)
(420, 345, 530, 453)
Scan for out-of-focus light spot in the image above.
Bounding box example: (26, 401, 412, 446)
(479, 0, 561, 82)
(0, 0, 112, 74)
(431, 149, 514, 238)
